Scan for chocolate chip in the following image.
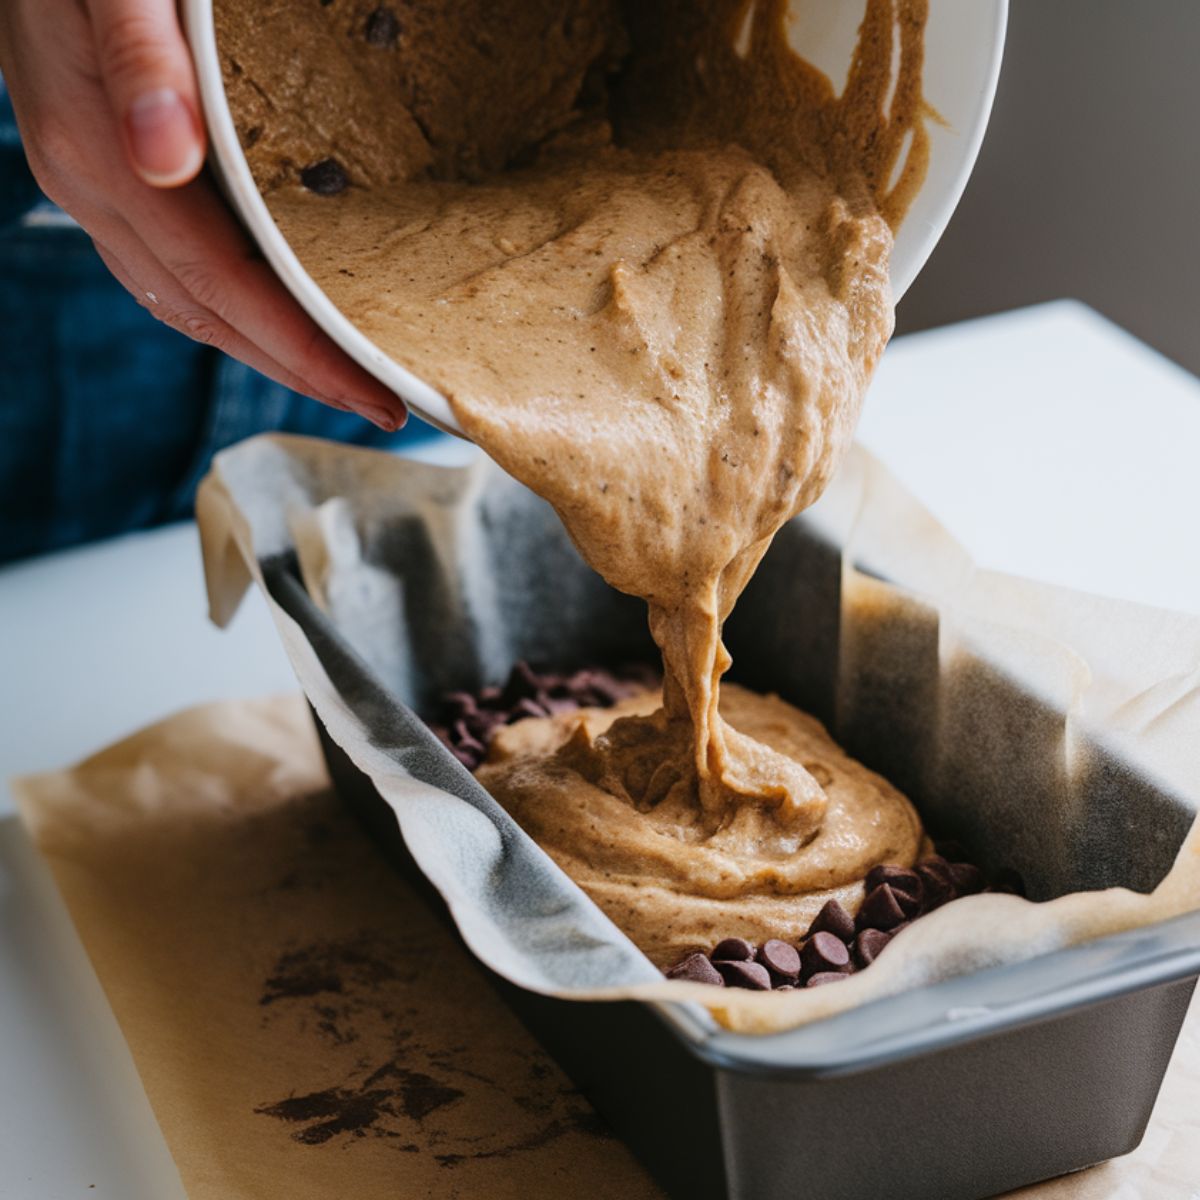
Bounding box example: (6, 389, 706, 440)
(507, 697, 549, 723)
(715, 960, 771, 990)
(806, 971, 850, 988)
(854, 928, 891, 968)
(916, 856, 956, 909)
(756, 939, 800, 983)
(364, 6, 400, 46)
(450, 719, 485, 755)
(807, 898, 855, 942)
(588, 672, 639, 705)
(801, 931, 851, 979)
(448, 745, 478, 769)
(992, 867, 1027, 896)
(948, 862, 985, 896)
(300, 159, 348, 196)
(857, 883, 907, 932)
(711, 937, 755, 963)
(865, 864, 923, 904)
(499, 661, 542, 707)
(665, 952, 723, 986)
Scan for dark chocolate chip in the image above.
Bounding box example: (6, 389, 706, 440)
(665, 952, 723, 986)
(916, 856, 956, 909)
(854, 928, 891, 968)
(992, 867, 1027, 897)
(448, 745, 478, 769)
(507, 697, 549, 723)
(801, 931, 851, 979)
(499, 661, 542, 707)
(948, 862, 985, 896)
(364, 6, 400, 46)
(300, 158, 348, 195)
(806, 971, 850, 988)
(756, 939, 800, 983)
(443, 691, 478, 719)
(588, 672, 638, 705)
(865, 864, 923, 905)
(857, 883, 907, 932)
(450, 719, 485, 755)
(807, 898, 855, 942)
(715, 960, 772, 990)
(711, 937, 755, 963)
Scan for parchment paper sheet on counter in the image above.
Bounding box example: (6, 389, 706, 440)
(189, 433, 1200, 1035)
(12, 696, 1200, 1199)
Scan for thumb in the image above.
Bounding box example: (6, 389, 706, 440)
(89, 0, 206, 187)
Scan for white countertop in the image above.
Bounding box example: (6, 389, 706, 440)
(1, 300, 1198, 1197)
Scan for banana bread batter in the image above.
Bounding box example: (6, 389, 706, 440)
(215, 0, 931, 962)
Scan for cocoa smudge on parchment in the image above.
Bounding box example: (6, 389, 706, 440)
(256, 1060, 463, 1145)
(252, 805, 610, 1163)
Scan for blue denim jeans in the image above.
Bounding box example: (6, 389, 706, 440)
(0, 81, 437, 566)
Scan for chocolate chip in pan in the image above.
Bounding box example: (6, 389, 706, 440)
(442, 691, 479, 720)
(364, 6, 401, 47)
(665, 952, 724, 987)
(949, 862, 985, 896)
(807, 898, 855, 942)
(756, 939, 801, 984)
(854, 928, 892, 968)
(507, 697, 550, 723)
(299, 158, 348, 196)
(800, 931, 851, 980)
(916, 855, 957, 909)
(857, 883, 908, 932)
(715, 960, 772, 990)
(711, 937, 755, 963)
(499, 660, 543, 707)
(806, 971, 850, 988)
(865, 864, 923, 904)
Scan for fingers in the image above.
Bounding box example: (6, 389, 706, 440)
(9, 0, 409, 429)
(126, 176, 409, 428)
(86, 0, 205, 187)
(90, 235, 354, 413)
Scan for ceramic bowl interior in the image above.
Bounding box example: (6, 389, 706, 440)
(182, 0, 1007, 436)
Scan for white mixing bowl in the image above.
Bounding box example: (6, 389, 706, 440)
(183, 0, 1007, 437)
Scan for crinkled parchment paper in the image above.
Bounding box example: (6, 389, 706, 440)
(190, 434, 1200, 1035)
(11, 696, 1200, 1198)
(13, 696, 662, 1199)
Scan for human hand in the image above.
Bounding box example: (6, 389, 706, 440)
(0, 0, 408, 430)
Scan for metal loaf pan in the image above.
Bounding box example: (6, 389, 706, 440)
(259, 508, 1200, 1200)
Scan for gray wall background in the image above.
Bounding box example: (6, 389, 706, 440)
(895, 1, 1199, 376)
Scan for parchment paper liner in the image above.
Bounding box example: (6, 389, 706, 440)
(196, 434, 1200, 1034)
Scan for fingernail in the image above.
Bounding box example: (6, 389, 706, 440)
(362, 405, 407, 432)
(127, 88, 203, 186)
